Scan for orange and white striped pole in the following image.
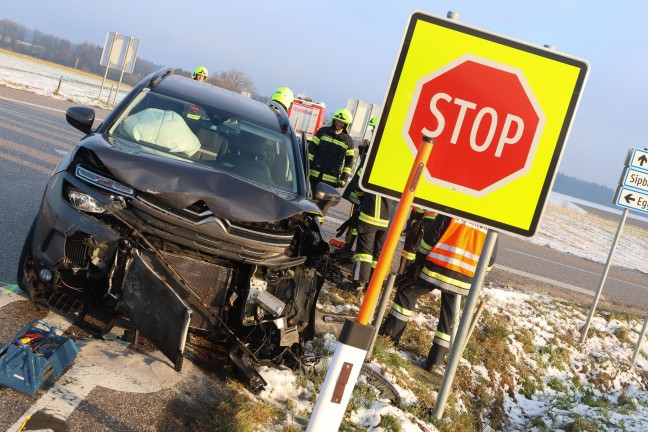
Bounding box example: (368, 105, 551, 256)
(307, 136, 434, 431)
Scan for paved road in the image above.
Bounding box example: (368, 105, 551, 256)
(0, 86, 111, 285)
(323, 174, 648, 316)
(0, 85, 646, 430)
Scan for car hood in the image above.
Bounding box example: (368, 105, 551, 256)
(77, 137, 321, 223)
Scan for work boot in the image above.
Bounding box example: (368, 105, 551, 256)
(427, 363, 445, 377)
(336, 280, 363, 292)
(355, 282, 366, 304)
(425, 344, 448, 372)
(378, 316, 404, 346)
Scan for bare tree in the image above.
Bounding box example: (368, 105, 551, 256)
(76, 42, 102, 73)
(213, 69, 257, 94)
(0, 19, 262, 95)
(0, 19, 26, 51)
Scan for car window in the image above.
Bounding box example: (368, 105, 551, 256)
(108, 91, 298, 193)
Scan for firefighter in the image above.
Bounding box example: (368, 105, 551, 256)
(192, 66, 208, 81)
(368, 115, 378, 131)
(333, 115, 378, 258)
(343, 164, 395, 293)
(271, 86, 294, 112)
(380, 214, 497, 375)
(398, 207, 438, 274)
(308, 108, 355, 191)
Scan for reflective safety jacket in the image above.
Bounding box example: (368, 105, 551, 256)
(351, 167, 395, 229)
(416, 215, 495, 296)
(308, 125, 355, 185)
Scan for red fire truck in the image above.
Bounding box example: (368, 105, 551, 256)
(288, 98, 326, 141)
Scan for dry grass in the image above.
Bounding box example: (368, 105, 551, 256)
(211, 379, 281, 432)
(614, 326, 630, 343)
(400, 324, 434, 359)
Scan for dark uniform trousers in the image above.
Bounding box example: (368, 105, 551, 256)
(380, 280, 456, 368)
(352, 221, 387, 286)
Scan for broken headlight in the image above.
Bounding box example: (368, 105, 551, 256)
(68, 167, 133, 213)
(67, 190, 106, 213)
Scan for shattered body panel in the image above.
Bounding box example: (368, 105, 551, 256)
(17, 68, 341, 387)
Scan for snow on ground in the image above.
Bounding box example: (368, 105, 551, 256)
(0, 50, 129, 108)
(535, 194, 648, 274)
(3, 52, 648, 431)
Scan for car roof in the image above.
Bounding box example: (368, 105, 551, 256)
(152, 74, 282, 133)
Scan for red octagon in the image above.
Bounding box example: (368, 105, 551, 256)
(403, 55, 545, 196)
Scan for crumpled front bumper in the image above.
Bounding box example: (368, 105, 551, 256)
(31, 171, 121, 267)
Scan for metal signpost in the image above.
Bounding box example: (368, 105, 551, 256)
(581, 148, 648, 347)
(307, 10, 589, 428)
(98, 32, 140, 105)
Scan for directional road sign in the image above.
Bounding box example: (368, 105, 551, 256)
(621, 167, 648, 191)
(360, 11, 589, 237)
(615, 186, 648, 215)
(626, 148, 648, 172)
(615, 148, 648, 215)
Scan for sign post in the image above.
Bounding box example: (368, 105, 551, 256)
(433, 230, 498, 418)
(581, 147, 648, 342)
(98, 32, 140, 105)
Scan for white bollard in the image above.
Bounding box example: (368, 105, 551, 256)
(307, 320, 374, 431)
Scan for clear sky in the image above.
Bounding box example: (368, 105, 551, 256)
(3, 1, 647, 189)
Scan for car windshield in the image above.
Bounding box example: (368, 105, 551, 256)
(107, 91, 299, 193)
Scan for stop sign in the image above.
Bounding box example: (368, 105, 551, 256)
(404, 54, 546, 196)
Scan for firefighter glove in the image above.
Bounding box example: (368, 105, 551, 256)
(395, 258, 423, 289)
(337, 179, 346, 188)
(336, 210, 360, 238)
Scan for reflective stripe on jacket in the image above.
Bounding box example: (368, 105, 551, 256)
(308, 125, 355, 182)
(417, 216, 487, 296)
(358, 194, 393, 228)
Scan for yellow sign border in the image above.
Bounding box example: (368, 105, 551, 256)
(360, 11, 589, 237)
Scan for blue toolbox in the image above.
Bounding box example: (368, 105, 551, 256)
(0, 319, 79, 396)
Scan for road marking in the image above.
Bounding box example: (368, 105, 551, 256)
(493, 264, 600, 297)
(0, 95, 67, 114)
(0, 94, 105, 121)
(505, 248, 648, 290)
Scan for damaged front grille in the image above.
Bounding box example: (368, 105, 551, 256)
(63, 231, 89, 267)
(123, 194, 303, 268)
(183, 200, 212, 217)
(161, 252, 232, 307)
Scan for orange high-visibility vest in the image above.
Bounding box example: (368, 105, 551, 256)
(419, 218, 487, 295)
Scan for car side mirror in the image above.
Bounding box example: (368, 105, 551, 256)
(66, 106, 96, 135)
(312, 182, 341, 217)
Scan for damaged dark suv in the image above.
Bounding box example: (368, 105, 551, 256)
(17, 68, 340, 390)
